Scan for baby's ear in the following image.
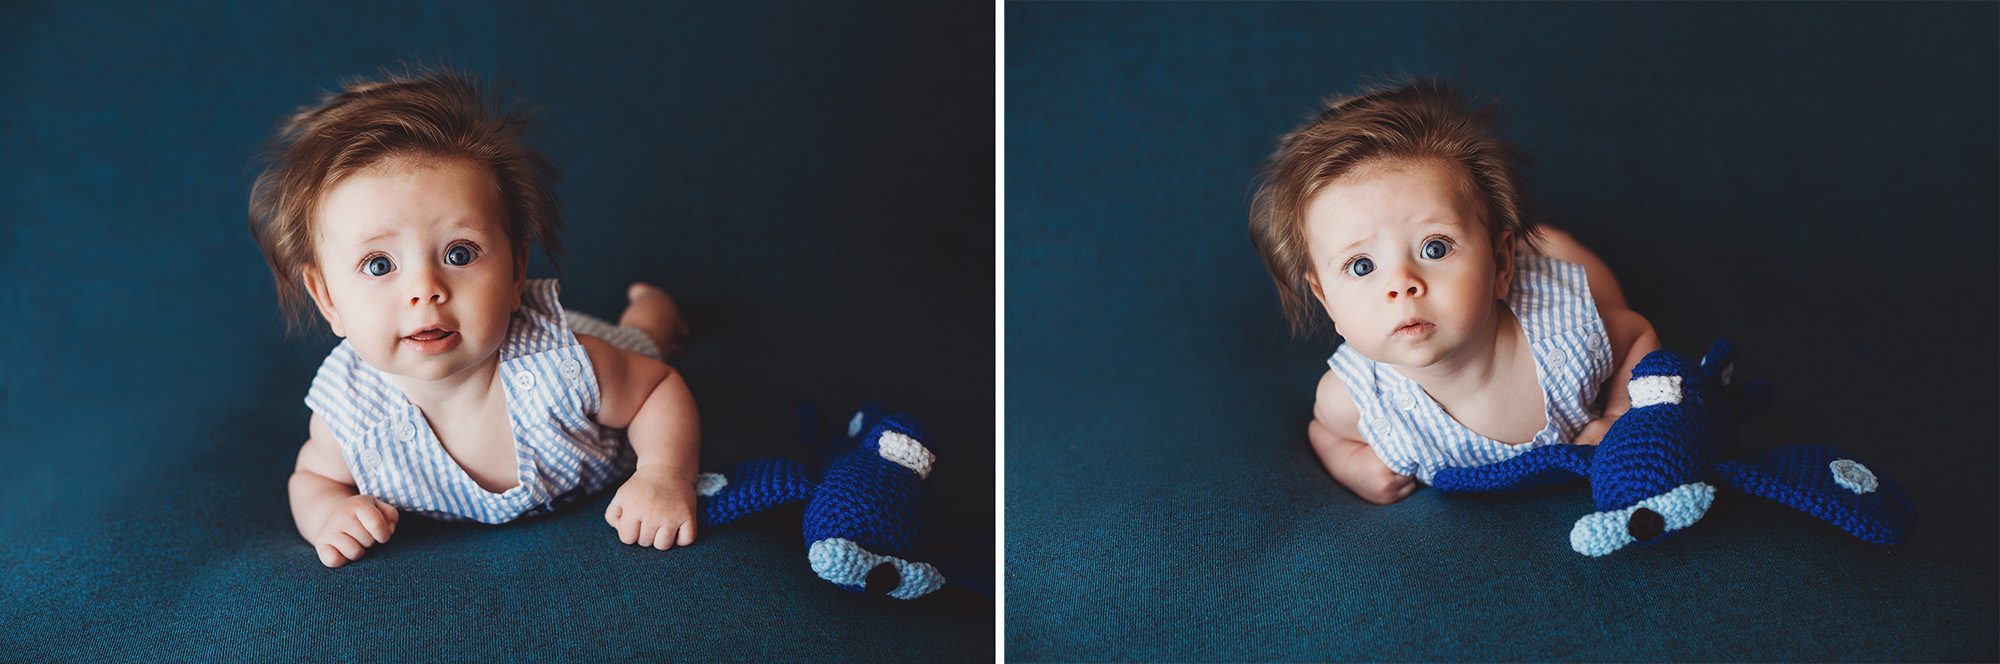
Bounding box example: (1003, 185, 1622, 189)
(512, 247, 529, 303)
(1492, 230, 1516, 301)
(1305, 270, 1327, 308)
(301, 265, 347, 338)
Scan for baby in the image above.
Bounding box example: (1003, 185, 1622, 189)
(249, 67, 701, 567)
(1250, 78, 1660, 505)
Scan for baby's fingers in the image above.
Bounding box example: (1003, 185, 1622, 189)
(647, 517, 696, 550)
(675, 520, 696, 547)
(318, 543, 348, 568)
(616, 511, 639, 545)
(377, 500, 399, 526)
(636, 517, 663, 549)
(355, 505, 392, 545)
(326, 532, 367, 563)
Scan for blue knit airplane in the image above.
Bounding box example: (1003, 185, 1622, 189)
(694, 403, 982, 599)
(1431, 341, 1915, 556)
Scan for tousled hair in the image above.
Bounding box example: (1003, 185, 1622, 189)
(248, 64, 564, 334)
(1249, 76, 1538, 338)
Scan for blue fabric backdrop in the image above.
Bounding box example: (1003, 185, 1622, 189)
(1006, 2, 1996, 661)
(1, 1, 993, 659)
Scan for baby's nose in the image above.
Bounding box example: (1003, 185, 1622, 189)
(409, 286, 448, 306)
(1387, 285, 1419, 299)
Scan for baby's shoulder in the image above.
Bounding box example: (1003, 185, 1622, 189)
(307, 343, 383, 397)
(303, 342, 400, 433)
(1312, 367, 1364, 438)
(1511, 256, 1611, 349)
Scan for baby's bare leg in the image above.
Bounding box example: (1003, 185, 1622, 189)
(619, 283, 690, 360)
(1520, 226, 1629, 312)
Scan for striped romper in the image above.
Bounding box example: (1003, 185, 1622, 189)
(305, 279, 664, 524)
(1327, 255, 1615, 485)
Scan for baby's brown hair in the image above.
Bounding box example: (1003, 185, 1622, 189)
(1249, 76, 1538, 337)
(248, 65, 564, 333)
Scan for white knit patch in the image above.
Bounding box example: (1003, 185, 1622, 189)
(1829, 459, 1878, 494)
(695, 472, 728, 497)
(876, 431, 935, 479)
(848, 411, 865, 438)
(1628, 375, 1683, 409)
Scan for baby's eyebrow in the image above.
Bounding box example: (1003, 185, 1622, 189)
(1333, 233, 1371, 257)
(349, 219, 491, 247)
(1422, 215, 1472, 233)
(1328, 216, 1464, 258)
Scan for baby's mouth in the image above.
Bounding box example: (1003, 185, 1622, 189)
(405, 328, 455, 341)
(404, 326, 458, 342)
(401, 327, 461, 355)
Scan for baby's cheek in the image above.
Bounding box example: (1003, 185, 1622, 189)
(470, 310, 512, 353)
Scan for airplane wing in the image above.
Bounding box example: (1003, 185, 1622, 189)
(1713, 444, 1915, 545)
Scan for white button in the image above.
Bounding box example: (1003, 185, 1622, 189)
(513, 371, 536, 390)
(362, 448, 383, 467)
(1396, 393, 1417, 411)
(560, 358, 582, 385)
(394, 421, 416, 442)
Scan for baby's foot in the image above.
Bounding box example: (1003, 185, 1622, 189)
(619, 282, 689, 359)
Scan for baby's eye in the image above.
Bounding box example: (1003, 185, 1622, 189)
(1346, 257, 1375, 278)
(363, 256, 395, 277)
(1422, 238, 1452, 260)
(445, 243, 478, 266)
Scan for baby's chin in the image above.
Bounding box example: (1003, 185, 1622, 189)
(1350, 338, 1459, 371)
(356, 339, 502, 383)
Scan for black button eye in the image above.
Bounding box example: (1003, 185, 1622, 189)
(1627, 507, 1666, 541)
(865, 562, 901, 595)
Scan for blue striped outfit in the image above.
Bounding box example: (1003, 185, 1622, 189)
(1327, 255, 1614, 484)
(304, 279, 663, 524)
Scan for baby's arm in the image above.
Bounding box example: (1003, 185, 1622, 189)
(1308, 369, 1417, 505)
(1574, 309, 1660, 445)
(578, 334, 701, 550)
(1526, 227, 1661, 445)
(289, 413, 399, 568)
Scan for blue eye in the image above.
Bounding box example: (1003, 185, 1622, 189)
(1422, 239, 1451, 260)
(1346, 257, 1374, 277)
(445, 243, 477, 266)
(364, 256, 394, 277)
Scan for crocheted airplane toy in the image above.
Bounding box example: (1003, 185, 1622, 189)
(1431, 340, 1916, 556)
(695, 403, 981, 599)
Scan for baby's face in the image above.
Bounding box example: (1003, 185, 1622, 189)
(1304, 157, 1511, 369)
(305, 156, 523, 383)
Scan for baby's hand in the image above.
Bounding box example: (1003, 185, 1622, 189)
(1354, 461, 1418, 505)
(1573, 416, 1615, 446)
(314, 495, 398, 568)
(605, 466, 698, 550)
